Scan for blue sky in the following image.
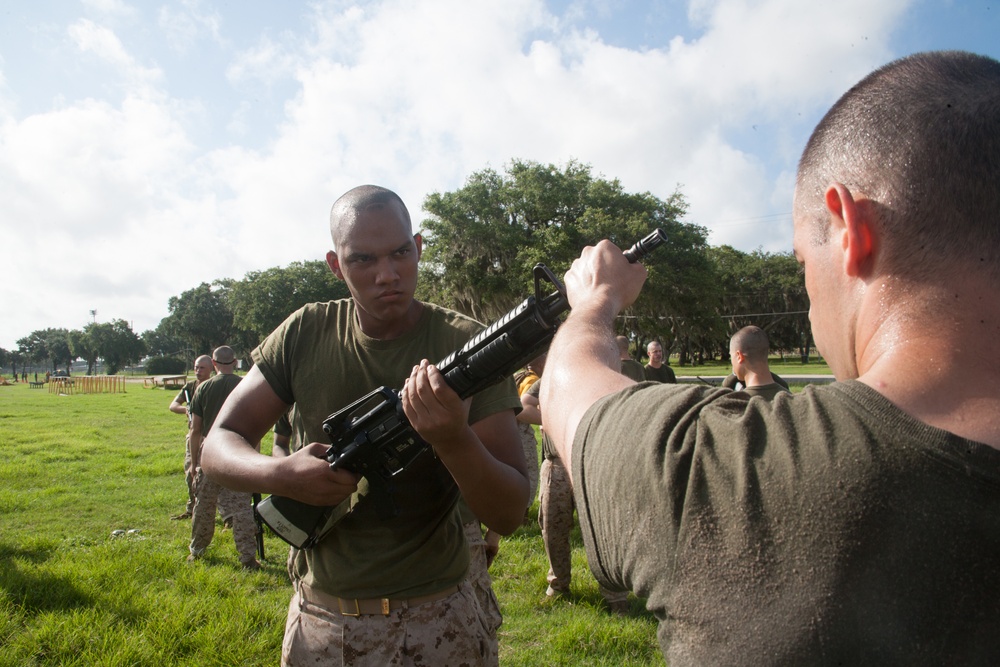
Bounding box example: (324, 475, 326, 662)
(1, 0, 998, 350)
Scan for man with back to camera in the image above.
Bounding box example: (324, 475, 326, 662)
(615, 335, 645, 382)
(540, 51, 1000, 665)
(643, 340, 676, 383)
(200, 185, 527, 666)
(722, 325, 790, 399)
(168, 354, 214, 520)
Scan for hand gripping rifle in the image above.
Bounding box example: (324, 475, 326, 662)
(256, 229, 668, 549)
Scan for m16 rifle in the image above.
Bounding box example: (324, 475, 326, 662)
(256, 229, 667, 549)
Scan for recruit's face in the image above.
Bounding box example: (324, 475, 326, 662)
(647, 344, 663, 364)
(193, 358, 213, 382)
(329, 202, 422, 337)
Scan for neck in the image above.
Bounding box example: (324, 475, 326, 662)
(856, 275, 1000, 448)
(356, 300, 424, 340)
(742, 368, 774, 388)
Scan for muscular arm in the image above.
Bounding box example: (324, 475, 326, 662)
(517, 391, 542, 425)
(540, 240, 648, 484)
(201, 366, 359, 506)
(402, 360, 529, 535)
(169, 398, 187, 415)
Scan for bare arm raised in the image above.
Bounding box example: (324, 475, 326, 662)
(201, 365, 360, 507)
(540, 240, 648, 481)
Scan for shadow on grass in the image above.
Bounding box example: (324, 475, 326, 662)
(0, 542, 95, 614)
(0, 541, 148, 629)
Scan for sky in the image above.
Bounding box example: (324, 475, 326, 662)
(1, 0, 998, 351)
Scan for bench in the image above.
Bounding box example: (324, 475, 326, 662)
(161, 375, 188, 390)
(29, 381, 44, 389)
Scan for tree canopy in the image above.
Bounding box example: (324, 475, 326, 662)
(6, 160, 812, 370)
(418, 159, 718, 351)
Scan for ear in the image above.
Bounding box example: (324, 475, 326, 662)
(413, 233, 423, 260)
(824, 183, 875, 278)
(326, 250, 344, 280)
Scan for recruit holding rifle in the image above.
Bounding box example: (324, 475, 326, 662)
(257, 228, 668, 549)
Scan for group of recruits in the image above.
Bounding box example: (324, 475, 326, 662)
(179, 51, 997, 666)
(169, 346, 262, 570)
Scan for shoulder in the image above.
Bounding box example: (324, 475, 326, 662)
(421, 302, 485, 336)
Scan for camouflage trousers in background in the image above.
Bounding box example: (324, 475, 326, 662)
(281, 579, 497, 667)
(182, 433, 196, 514)
(189, 473, 257, 566)
(538, 457, 628, 604)
(518, 423, 540, 503)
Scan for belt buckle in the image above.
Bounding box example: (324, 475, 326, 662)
(381, 598, 390, 615)
(338, 598, 361, 617)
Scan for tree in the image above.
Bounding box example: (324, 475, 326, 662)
(16, 328, 75, 372)
(141, 323, 188, 359)
(86, 320, 146, 375)
(707, 246, 810, 361)
(159, 283, 233, 357)
(224, 260, 350, 347)
(418, 159, 716, 351)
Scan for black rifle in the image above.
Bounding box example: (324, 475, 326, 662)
(256, 229, 668, 549)
(252, 492, 265, 561)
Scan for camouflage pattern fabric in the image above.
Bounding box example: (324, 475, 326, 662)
(463, 521, 502, 658)
(538, 457, 627, 605)
(280, 580, 495, 667)
(517, 422, 539, 503)
(189, 472, 256, 566)
(183, 432, 195, 514)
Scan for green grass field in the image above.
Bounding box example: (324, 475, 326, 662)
(0, 381, 666, 666)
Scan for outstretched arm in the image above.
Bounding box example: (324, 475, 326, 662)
(540, 240, 648, 483)
(201, 366, 359, 506)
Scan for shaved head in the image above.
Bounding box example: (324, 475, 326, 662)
(795, 51, 1000, 283)
(330, 185, 412, 251)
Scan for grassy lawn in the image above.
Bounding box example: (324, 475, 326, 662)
(0, 382, 666, 666)
(670, 356, 832, 382)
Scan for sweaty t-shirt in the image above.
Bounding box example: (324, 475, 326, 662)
(572, 380, 1000, 666)
(253, 299, 520, 599)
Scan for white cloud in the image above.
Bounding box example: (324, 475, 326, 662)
(0, 0, 920, 349)
(68, 18, 163, 87)
(158, 0, 224, 55)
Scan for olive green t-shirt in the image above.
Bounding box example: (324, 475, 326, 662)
(252, 299, 520, 599)
(741, 382, 790, 400)
(189, 373, 242, 436)
(573, 380, 1000, 666)
(643, 363, 676, 384)
(620, 358, 646, 382)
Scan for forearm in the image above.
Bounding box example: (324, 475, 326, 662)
(517, 402, 541, 425)
(436, 429, 528, 535)
(203, 427, 278, 492)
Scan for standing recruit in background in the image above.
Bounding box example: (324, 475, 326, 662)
(168, 354, 213, 520)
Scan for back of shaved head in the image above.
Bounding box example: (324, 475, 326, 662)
(329, 185, 412, 251)
(730, 326, 770, 364)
